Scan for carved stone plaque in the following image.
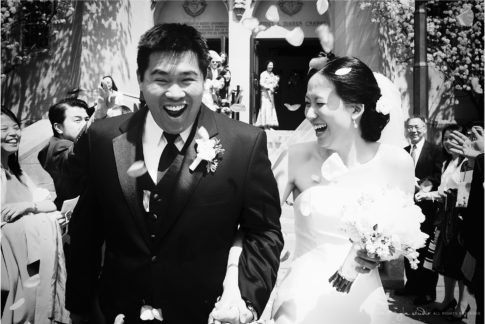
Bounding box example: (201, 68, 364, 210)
(183, 0, 207, 17)
(278, 0, 303, 16)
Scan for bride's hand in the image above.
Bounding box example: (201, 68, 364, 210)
(355, 250, 380, 274)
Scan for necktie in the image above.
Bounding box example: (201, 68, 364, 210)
(157, 133, 178, 183)
(411, 144, 417, 164)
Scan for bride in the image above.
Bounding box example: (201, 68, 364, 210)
(210, 57, 417, 324)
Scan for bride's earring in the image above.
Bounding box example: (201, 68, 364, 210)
(352, 118, 358, 128)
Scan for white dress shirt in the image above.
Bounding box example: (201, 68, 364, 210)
(142, 111, 193, 183)
(411, 137, 425, 167)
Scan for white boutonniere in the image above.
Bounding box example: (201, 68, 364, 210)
(189, 127, 225, 174)
(140, 305, 163, 321)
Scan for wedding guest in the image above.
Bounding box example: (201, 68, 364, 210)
(448, 123, 484, 324)
(1, 107, 69, 324)
(94, 75, 126, 118)
(462, 153, 483, 324)
(220, 52, 228, 71)
(416, 124, 473, 319)
(202, 50, 223, 111)
(396, 116, 442, 305)
(254, 60, 279, 130)
(38, 98, 90, 209)
(64, 23, 282, 324)
(207, 50, 221, 81)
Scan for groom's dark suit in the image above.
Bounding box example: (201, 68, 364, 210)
(404, 140, 442, 298)
(65, 105, 283, 323)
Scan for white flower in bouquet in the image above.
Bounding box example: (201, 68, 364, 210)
(329, 185, 428, 293)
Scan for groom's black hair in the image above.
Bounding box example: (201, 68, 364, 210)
(137, 23, 210, 81)
(319, 56, 390, 142)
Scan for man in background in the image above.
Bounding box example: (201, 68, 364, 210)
(38, 98, 90, 209)
(397, 116, 443, 306)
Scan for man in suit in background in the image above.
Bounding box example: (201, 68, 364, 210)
(397, 116, 443, 305)
(64, 23, 283, 324)
(38, 98, 90, 209)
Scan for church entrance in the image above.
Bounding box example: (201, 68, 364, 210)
(251, 38, 321, 130)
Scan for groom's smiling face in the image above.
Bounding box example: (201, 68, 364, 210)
(138, 51, 205, 134)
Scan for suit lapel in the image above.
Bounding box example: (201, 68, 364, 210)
(113, 108, 150, 245)
(158, 105, 219, 240)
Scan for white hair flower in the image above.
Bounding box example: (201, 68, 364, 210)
(375, 95, 391, 115)
(335, 67, 351, 76)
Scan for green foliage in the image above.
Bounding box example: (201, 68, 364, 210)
(360, 0, 484, 100)
(1, 0, 74, 75)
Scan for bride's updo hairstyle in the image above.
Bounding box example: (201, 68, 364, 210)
(319, 57, 390, 142)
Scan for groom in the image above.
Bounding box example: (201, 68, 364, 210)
(65, 24, 283, 324)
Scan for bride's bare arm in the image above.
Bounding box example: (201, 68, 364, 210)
(222, 230, 243, 291)
(209, 230, 254, 323)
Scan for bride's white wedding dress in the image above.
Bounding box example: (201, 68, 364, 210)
(272, 144, 415, 324)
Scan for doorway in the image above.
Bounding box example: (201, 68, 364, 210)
(251, 38, 321, 130)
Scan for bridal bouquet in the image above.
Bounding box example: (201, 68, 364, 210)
(329, 186, 428, 293)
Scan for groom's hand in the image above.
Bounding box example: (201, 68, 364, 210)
(209, 299, 254, 324)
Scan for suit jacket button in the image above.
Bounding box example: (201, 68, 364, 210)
(151, 255, 157, 262)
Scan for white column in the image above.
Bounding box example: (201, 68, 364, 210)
(227, 3, 253, 123)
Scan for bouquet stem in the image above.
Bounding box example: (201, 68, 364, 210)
(339, 244, 361, 281)
(328, 244, 360, 293)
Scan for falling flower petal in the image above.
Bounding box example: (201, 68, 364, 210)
(114, 314, 125, 324)
(321, 153, 349, 182)
(241, 17, 259, 31)
(152, 308, 163, 321)
(197, 126, 210, 140)
(10, 298, 25, 310)
(284, 103, 301, 111)
(230, 103, 246, 112)
(23, 274, 40, 288)
(316, 0, 329, 15)
(316, 23, 334, 52)
(266, 5, 279, 23)
(456, 8, 474, 27)
(142, 190, 151, 212)
(285, 27, 304, 47)
(140, 305, 155, 321)
(256, 24, 267, 33)
(471, 77, 483, 94)
(335, 67, 351, 76)
(127, 161, 148, 178)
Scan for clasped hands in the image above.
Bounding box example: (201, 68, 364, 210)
(208, 287, 254, 324)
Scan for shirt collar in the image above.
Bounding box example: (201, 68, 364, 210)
(414, 137, 425, 150)
(144, 111, 194, 150)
